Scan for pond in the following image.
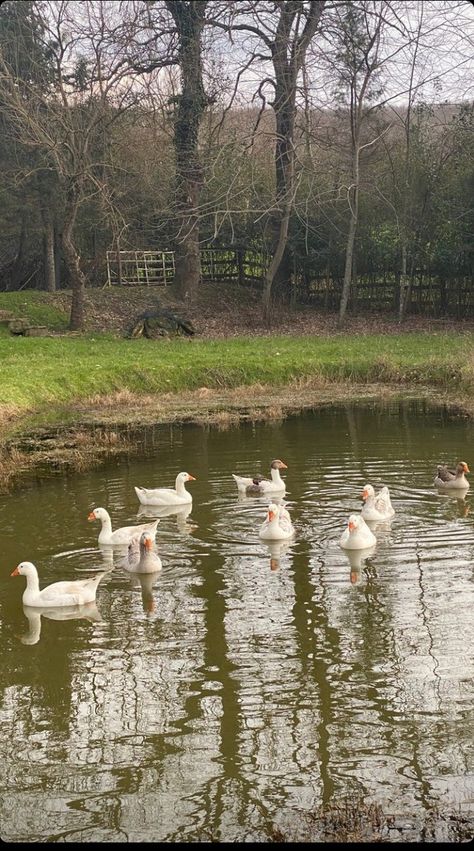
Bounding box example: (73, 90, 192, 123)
(1, 401, 474, 842)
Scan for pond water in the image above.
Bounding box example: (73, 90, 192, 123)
(1, 401, 474, 843)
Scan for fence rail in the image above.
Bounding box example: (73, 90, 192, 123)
(105, 248, 473, 317)
(106, 250, 176, 287)
(106, 247, 267, 288)
(296, 274, 474, 317)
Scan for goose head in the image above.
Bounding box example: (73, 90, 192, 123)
(140, 531, 155, 551)
(457, 461, 470, 474)
(271, 460, 287, 470)
(177, 472, 196, 484)
(347, 514, 363, 533)
(88, 507, 107, 522)
(11, 561, 36, 577)
(361, 484, 375, 501)
(266, 503, 279, 522)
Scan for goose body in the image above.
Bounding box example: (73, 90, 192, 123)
(434, 461, 470, 490)
(259, 502, 295, 541)
(125, 531, 162, 574)
(134, 472, 196, 506)
(11, 561, 107, 608)
(88, 506, 159, 546)
(233, 459, 287, 496)
(361, 484, 395, 521)
(340, 514, 377, 550)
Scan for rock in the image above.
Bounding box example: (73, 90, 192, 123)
(127, 308, 196, 339)
(23, 326, 50, 337)
(9, 318, 31, 335)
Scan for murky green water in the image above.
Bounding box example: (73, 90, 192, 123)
(1, 401, 474, 842)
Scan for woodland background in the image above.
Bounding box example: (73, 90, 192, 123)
(0, 0, 473, 329)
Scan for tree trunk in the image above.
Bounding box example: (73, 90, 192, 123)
(166, 1, 208, 304)
(261, 1, 326, 317)
(41, 205, 56, 292)
(262, 204, 291, 323)
(7, 210, 27, 291)
(54, 222, 62, 289)
(62, 192, 86, 331)
(398, 242, 410, 322)
(339, 211, 357, 324)
(339, 146, 360, 325)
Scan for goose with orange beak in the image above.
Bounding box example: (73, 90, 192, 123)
(361, 484, 395, 522)
(340, 514, 376, 550)
(233, 460, 288, 496)
(88, 506, 159, 546)
(11, 561, 108, 608)
(134, 471, 196, 506)
(434, 461, 470, 490)
(124, 531, 162, 574)
(259, 502, 295, 541)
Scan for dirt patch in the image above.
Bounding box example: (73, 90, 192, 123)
(42, 283, 474, 339)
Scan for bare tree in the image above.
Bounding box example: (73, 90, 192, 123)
(216, 0, 326, 321)
(0, 0, 136, 329)
(328, 1, 387, 325)
(118, 0, 210, 304)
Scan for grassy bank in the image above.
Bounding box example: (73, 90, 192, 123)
(1, 328, 473, 416)
(1, 305, 473, 490)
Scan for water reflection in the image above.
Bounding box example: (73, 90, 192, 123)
(137, 501, 196, 533)
(265, 539, 292, 571)
(1, 402, 474, 843)
(435, 489, 471, 518)
(125, 571, 161, 616)
(343, 544, 376, 584)
(18, 601, 102, 645)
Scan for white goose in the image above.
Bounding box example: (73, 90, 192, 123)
(233, 459, 288, 496)
(434, 461, 470, 490)
(125, 531, 162, 574)
(259, 502, 295, 541)
(88, 506, 159, 546)
(340, 514, 377, 550)
(11, 562, 108, 608)
(361, 484, 395, 521)
(134, 471, 196, 506)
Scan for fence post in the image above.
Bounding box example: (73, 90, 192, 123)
(237, 247, 245, 287)
(117, 240, 123, 287)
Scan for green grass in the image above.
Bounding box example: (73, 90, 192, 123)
(0, 291, 68, 330)
(1, 330, 472, 413)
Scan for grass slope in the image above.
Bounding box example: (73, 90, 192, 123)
(1, 331, 471, 413)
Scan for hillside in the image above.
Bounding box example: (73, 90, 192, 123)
(2, 282, 474, 340)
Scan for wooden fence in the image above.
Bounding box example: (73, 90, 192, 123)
(296, 274, 474, 317)
(105, 248, 472, 317)
(106, 247, 266, 288)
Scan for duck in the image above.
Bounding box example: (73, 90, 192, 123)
(11, 561, 108, 608)
(232, 459, 288, 496)
(361, 484, 395, 521)
(259, 502, 295, 541)
(340, 514, 377, 550)
(88, 507, 160, 546)
(124, 531, 162, 574)
(434, 461, 470, 490)
(134, 472, 196, 506)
